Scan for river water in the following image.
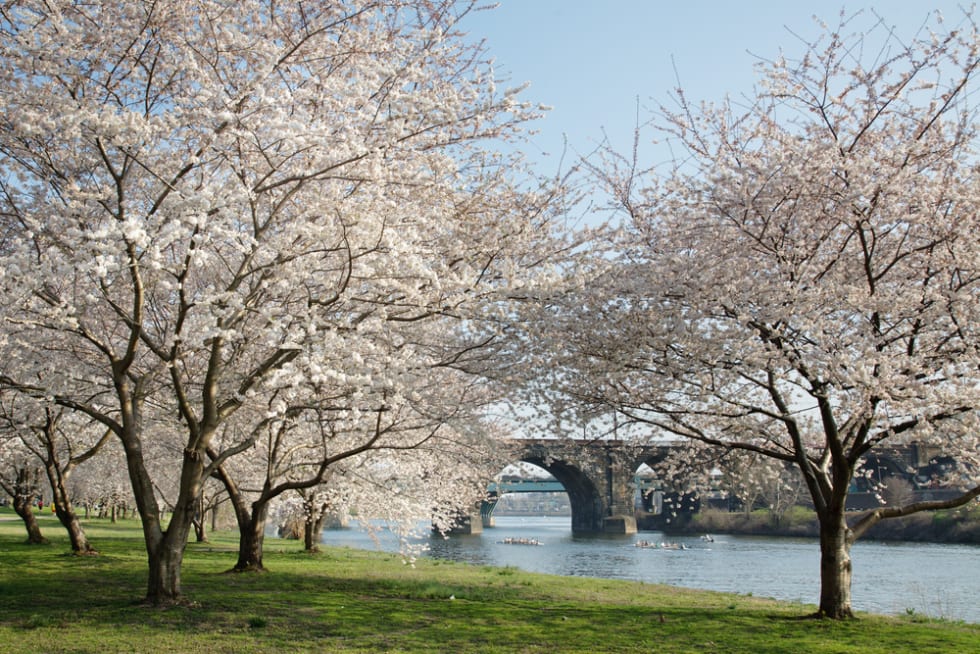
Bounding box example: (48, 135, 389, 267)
(317, 515, 980, 623)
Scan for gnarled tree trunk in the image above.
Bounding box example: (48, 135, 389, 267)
(145, 532, 187, 604)
(192, 495, 208, 543)
(122, 419, 206, 605)
(13, 497, 47, 544)
(817, 508, 853, 619)
(303, 499, 329, 552)
(234, 500, 270, 572)
(7, 465, 47, 545)
(207, 455, 267, 572)
(45, 460, 95, 555)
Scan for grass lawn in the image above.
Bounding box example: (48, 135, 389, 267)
(0, 510, 977, 653)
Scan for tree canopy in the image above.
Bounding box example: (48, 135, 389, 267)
(0, 0, 576, 604)
(532, 9, 980, 619)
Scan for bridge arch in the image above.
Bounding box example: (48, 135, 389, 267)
(512, 455, 603, 533)
(493, 440, 645, 533)
(474, 439, 968, 535)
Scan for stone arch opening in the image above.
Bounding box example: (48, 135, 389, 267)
(513, 456, 604, 533)
(501, 438, 641, 533)
(491, 462, 570, 519)
(480, 439, 677, 535)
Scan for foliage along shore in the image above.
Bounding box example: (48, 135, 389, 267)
(1, 512, 979, 654)
(662, 505, 980, 544)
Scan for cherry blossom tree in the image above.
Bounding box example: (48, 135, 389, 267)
(0, 440, 47, 544)
(210, 325, 505, 571)
(264, 399, 508, 558)
(332, 433, 497, 557)
(542, 10, 980, 619)
(0, 393, 110, 553)
(0, 0, 574, 605)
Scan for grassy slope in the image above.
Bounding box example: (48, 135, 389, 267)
(0, 511, 976, 654)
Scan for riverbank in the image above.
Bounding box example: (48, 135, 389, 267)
(659, 504, 980, 544)
(1, 513, 978, 653)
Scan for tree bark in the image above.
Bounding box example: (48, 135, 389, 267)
(12, 493, 47, 545)
(120, 418, 206, 605)
(145, 535, 186, 604)
(192, 495, 208, 543)
(192, 519, 207, 543)
(303, 499, 329, 552)
(7, 466, 47, 545)
(142, 491, 199, 603)
(234, 501, 270, 572)
(817, 508, 854, 619)
(206, 452, 269, 572)
(54, 503, 94, 554)
(44, 461, 95, 554)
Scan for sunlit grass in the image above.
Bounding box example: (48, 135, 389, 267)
(0, 509, 976, 653)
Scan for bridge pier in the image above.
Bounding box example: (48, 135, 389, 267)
(437, 508, 483, 535)
(602, 514, 637, 534)
(480, 493, 497, 528)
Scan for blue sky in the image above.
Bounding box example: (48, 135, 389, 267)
(463, 2, 973, 173)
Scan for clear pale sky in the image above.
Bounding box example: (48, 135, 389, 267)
(462, 1, 973, 172)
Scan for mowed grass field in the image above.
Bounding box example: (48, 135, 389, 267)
(0, 510, 977, 653)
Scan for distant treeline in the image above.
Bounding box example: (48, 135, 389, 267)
(661, 505, 980, 544)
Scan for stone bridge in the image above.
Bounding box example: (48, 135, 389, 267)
(447, 439, 962, 535)
(479, 439, 684, 535)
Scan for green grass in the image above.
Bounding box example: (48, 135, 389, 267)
(0, 510, 977, 653)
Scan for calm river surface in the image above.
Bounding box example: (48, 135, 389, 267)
(317, 515, 979, 622)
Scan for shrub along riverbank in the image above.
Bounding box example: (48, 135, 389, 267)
(666, 504, 980, 543)
(0, 511, 977, 653)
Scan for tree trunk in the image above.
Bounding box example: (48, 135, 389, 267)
(44, 461, 96, 554)
(55, 504, 95, 554)
(142, 492, 199, 604)
(8, 466, 47, 544)
(303, 500, 328, 552)
(234, 501, 269, 572)
(118, 420, 205, 605)
(817, 509, 854, 619)
(206, 453, 267, 572)
(192, 495, 208, 543)
(149, 448, 210, 603)
(193, 519, 207, 543)
(145, 535, 186, 605)
(12, 492, 47, 545)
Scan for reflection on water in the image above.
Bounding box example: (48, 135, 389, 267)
(316, 515, 979, 623)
